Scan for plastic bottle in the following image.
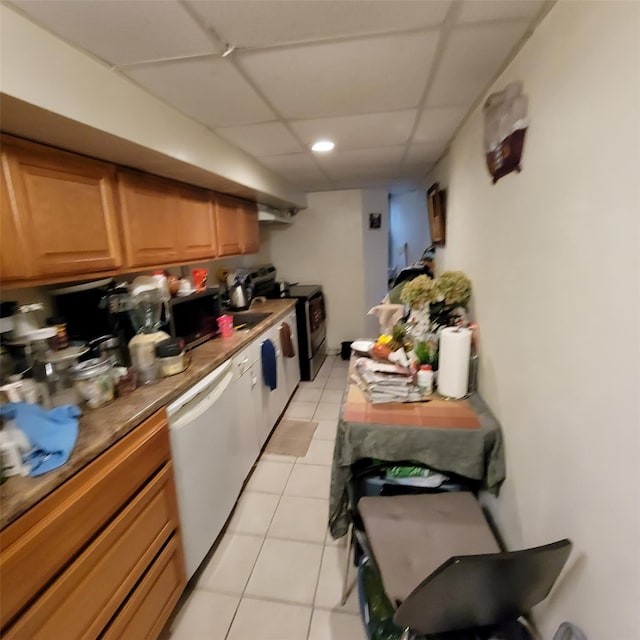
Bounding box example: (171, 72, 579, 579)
(417, 364, 434, 395)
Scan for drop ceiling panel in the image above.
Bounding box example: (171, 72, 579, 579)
(10, 0, 216, 66)
(125, 58, 275, 128)
(238, 31, 439, 119)
(5, 0, 549, 194)
(258, 153, 320, 174)
(216, 122, 304, 156)
(404, 142, 446, 165)
(316, 146, 405, 172)
(187, 0, 451, 49)
(290, 110, 416, 151)
(413, 106, 468, 144)
(458, 0, 546, 24)
(427, 21, 531, 107)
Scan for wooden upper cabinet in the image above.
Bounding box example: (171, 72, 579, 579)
(0, 154, 33, 281)
(214, 194, 242, 257)
(117, 172, 181, 268)
(239, 201, 260, 254)
(176, 185, 218, 261)
(1, 139, 122, 278)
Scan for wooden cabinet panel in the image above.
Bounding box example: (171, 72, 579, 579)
(5, 464, 180, 640)
(214, 194, 242, 256)
(0, 411, 170, 630)
(239, 201, 260, 254)
(1, 139, 122, 277)
(177, 185, 218, 260)
(0, 154, 32, 280)
(102, 536, 185, 640)
(117, 171, 181, 267)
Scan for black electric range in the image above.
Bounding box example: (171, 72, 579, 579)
(249, 265, 327, 381)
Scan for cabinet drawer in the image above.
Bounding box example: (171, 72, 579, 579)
(0, 410, 170, 630)
(102, 535, 185, 640)
(5, 464, 180, 639)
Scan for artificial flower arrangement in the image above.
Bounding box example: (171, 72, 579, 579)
(399, 270, 473, 367)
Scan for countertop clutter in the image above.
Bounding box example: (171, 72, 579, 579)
(0, 299, 296, 529)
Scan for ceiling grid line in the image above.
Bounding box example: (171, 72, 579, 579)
(398, 0, 464, 171)
(5, 0, 550, 194)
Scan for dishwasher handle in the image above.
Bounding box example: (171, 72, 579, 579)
(167, 363, 234, 430)
(168, 370, 234, 430)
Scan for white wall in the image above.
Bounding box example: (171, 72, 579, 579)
(427, 2, 640, 637)
(361, 191, 390, 338)
(389, 190, 431, 273)
(260, 190, 388, 350)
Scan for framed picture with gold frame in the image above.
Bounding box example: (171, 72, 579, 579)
(427, 183, 446, 246)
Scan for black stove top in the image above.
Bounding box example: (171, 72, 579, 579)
(249, 264, 322, 301)
(283, 284, 322, 299)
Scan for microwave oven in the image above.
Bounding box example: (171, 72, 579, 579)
(168, 287, 222, 348)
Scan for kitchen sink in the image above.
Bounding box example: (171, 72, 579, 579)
(231, 312, 271, 330)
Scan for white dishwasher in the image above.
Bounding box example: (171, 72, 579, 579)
(166, 360, 239, 580)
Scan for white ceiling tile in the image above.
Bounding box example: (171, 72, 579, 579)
(427, 21, 531, 107)
(405, 142, 446, 165)
(238, 31, 439, 119)
(216, 122, 304, 156)
(186, 0, 451, 49)
(290, 111, 416, 151)
(315, 146, 404, 172)
(258, 153, 320, 174)
(458, 1, 546, 24)
(413, 106, 468, 144)
(125, 58, 275, 128)
(402, 164, 434, 179)
(330, 177, 394, 191)
(10, 0, 216, 66)
(8, 0, 546, 193)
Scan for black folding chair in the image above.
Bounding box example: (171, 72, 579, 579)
(355, 492, 571, 639)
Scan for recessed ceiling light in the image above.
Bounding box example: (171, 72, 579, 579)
(311, 140, 335, 152)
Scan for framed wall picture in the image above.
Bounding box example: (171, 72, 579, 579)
(369, 212, 382, 229)
(427, 183, 446, 246)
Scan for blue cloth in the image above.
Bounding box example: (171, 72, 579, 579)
(261, 339, 277, 391)
(0, 403, 80, 476)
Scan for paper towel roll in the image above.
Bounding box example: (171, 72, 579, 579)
(438, 327, 472, 399)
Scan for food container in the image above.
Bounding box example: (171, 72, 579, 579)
(155, 338, 187, 377)
(40, 343, 89, 406)
(113, 367, 137, 398)
(71, 357, 114, 408)
(89, 335, 124, 366)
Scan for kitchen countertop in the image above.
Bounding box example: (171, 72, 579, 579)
(0, 299, 296, 530)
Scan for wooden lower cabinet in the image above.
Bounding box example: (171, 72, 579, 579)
(0, 410, 186, 640)
(102, 536, 184, 640)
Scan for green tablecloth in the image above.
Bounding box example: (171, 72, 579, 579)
(328, 393, 506, 539)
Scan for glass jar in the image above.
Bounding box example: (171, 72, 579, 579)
(71, 357, 114, 409)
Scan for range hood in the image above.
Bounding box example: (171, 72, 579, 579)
(257, 204, 294, 224)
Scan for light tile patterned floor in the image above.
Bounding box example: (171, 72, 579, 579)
(170, 355, 366, 640)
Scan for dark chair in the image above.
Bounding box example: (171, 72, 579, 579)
(356, 492, 572, 638)
(340, 460, 479, 604)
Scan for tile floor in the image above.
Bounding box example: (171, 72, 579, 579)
(170, 355, 366, 640)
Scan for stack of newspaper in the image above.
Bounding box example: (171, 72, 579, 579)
(351, 357, 421, 404)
